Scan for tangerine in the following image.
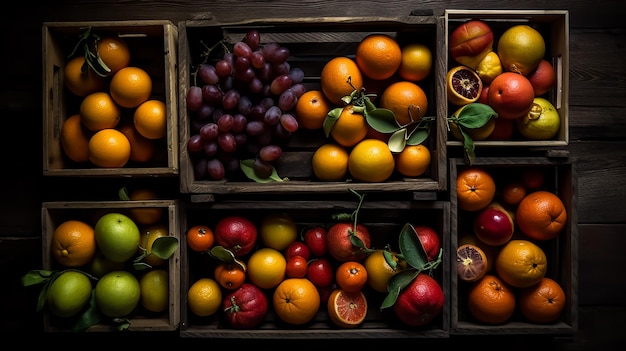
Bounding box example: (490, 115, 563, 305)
(63, 55, 106, 97)
(311, 143, 349, 181)
(516, 190, 567, 241)
(60, 114, 92, 163)
(394, 144, 431, 177)
(327, 288, 368, 328)
(518, 277, 566, 324)
(186, 225, 214, 253)
(79, 92, 121, 132)
(214, 262, 246, 290)
(380, 81, 428, 125)
(88, 128, 131, 168)
(330, 105, 368, 148)
(96, 36, 131, 75)
(456, 166, 496, 212)
(273, 278, 320, 325)
(521, 168, 545, 190)
(355, 34, 402, 80)
(295, 90, 332, 129)
(501, 180, 527, 207)
(320, 57, 363, 106)
(118, 123, 156, 163)
(51, 219, 97, 268)
(467, 274, 516, 324)
(335, 261, 368, 293)
(348, 139, 395, 183)
(134, 99, 167, 140)
(495, 239, 547, 288)
(110, 66, 152, 108)
(488, 71, 535, 120)
(398, 43, 432, 81)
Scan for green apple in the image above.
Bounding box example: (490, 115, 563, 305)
(95, 212, 140, 263)
(516, 97, 560, 140)
(47, 270, 93, 318)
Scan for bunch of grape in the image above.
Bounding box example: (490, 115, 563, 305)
(185, 29, 305, 181)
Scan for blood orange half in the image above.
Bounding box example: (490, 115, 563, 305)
(327, 288, 367, 328)
(456, 243, 488, 283)
(446, 65, 483, 106)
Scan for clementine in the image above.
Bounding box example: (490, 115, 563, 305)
(398, 43, 432, 82)
(311, 143, 349, 181)
(518, 277, 566, 324)
(110, 66, 153, 108)
(295, 90, 332, 129)
(456, 166, 496, 212)
(355, 34, 402, 80)
(330, 105, 368, 148)
(60, 114, 92, 163)
(186, 225, 214, 253)
(380, 81, 428, 125)
(394, 144, 431, 178)
(487, 71, 535, 119)
(335, 261, 368, 293)
(526, 59, 556, 96)
(63, 55, 106, 97)
(501, 180, 527, 207)
(79, 92, 121, 132)
(348, 139, 395, 183)
(273, 278, 320, 325)
(134, 99, 167, 140)
(495, 239, 547, 288)
(96, 36, 131, 75)
(467, 274, 516, 324)
(214, 262, 246, 290)
(88, 128, 131, 168)
(516, 190, 567, 241)
(320, 57, 363, 105)
(51, 219, 97, 268)
(118, 123, 156, 163)
(127, 188, 164, 226)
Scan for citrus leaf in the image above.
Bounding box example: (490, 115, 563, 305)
(363, 94, 378, 112)
(406, 127, 429, 146)
(399, 223, 428, 270)
(382, 250, 399, 271)
(381, 283, 401, 310)
(388, 129, 408, 153)
(365, 108, 399, 133)
(456, 103, 498, 129)
(21, 270, 55, 287)
(151, 236, 179, 259)
(381, 269, 419, 309)
(73, 290, 101, 332)
(350, 234, 367, 250)
(460, 127, 476, 165)
(209, 245, 237, 263)
(323, 107, 343, 138)
(118, 187, 130, 201)
(133, 261, 152, 271)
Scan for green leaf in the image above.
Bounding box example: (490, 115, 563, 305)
(323, 107, 343, 138)
(133, 261, 152, 271)
(21, 270, 55, 287)
(461, 127, 476, 165)
(72, 290, 101, 332)
(456, 103, 498, 129)
(363, 95, 378, 112)
(399, 223, 428, 271)
(380, 283, 401, 310)
(406, 128, 429, 146)
(388, 129, 408, 153)
(380, 269, 419, 309)
(382, 250, 399, 271)
(208, 245, 237, 263)
(240, 159, 285, 183)
(365, 108, 399, 134)
(118, 187, 130, 201)
(150, 236, 179, 260)
(349, 233, 367, 250)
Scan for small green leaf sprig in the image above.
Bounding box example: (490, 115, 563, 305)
(446, 103, 498, 165)
(68, 27, 112, 78)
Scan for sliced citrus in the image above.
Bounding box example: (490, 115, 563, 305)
(456, 243, 488, 283)
(327, 288, 367, 328)
(446, 66, 483, 106)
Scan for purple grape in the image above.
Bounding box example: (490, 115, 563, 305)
(233, 132, 247, 146)
(199, 122, 219, 141)
(264, 105, 282, 126)
(271, 61, 290, 77)
(235, 67, 255, 83)
(194, 157, 208, 180)
(237, 96, 253, 116)
(217, 114, 235, 132)
(250, 50, 265, 69)
(244, 29, 261, 51)
(215, 59, 233, 79)
(270, 74, 292, 95)
(186, 86, 203, 112)
(203, 141, 218, 157)
(232, 114, 248, 133)
(222, 89, 240, 111)
(259, 145, 283, 162)
(289, 67, 305, 84)
(207, 158, 225, 180)
(233, 41, 253, 59)
(218, 133, 237, 153)
(234, 56, 250, 72)
(278, 89, 297, 111)
(290, 83, 306, 98)
(198, 63, 219, 85)
(259, 97, 275, 110)
(257, 63, 272, 83)
(272, 121, 291, 140)
(253, 158, 274, 179)
(187, 134, 203, 153)
(201, 84, 223, 106)
(195, 104, 214, 122)
(249, 105, 267, 121)
(262, 42, 279, 60)
(220, 153, 241, 173)
(221, 75, 234, 91)
(248, 77, 264, 94)
(256, 128, 272, 146)
(280, 113, 299, 133)
(246, 120, 266, 136)
(270, 46, 290, 63)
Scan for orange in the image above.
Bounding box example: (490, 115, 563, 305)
(456, 244, 488, 283)
(335, 261, 368, 293)
(320, 57, 363, 106)
(495, 239, 547, 288)
(348, 139, 395, 183)
(273, 278, 320, 325)
(295, 90, 332, 129)
(186, 225, 214, 253)
(398, 43, 432, 82)
(214, 262, 246, 290)
(96, 36, 131, 75)
(456, 166, 496, 212)
(380, 81, 428, 125)
(134, 99, 167, 140)
(63, 55, 106, 97)
(394, 144, 431, 177)
(516, 190, 567, 241)
(127, 188, 164, 226)
(487, 71, 535, 119)
(247, 247, 286, 289)
(501, 180, 527, 207)
(467, 274, 516, 324)
(138, 223, 169, 267)
(118, 123, 156, 163)
(363, 249, 407, 293)
(311, 143, 349, 181)
(187, 278, 222, 317)
(79, 92, 121, 132)
(526, 59, 555, 96)
(60, 114, 92, 163)
(355, 34, 402, 80)
(518, 277, 566, 323)
(330, 105, 368, 148)
(446, 65, 483, 106)
(51, 219, 97, 267)
(497, 24, 546, 76)
(109, 66, 152, 108)
(327, 288, 367, 328)
(88, 128, 131, 168)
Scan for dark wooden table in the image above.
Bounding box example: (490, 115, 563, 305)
(1, 1, 624, 348)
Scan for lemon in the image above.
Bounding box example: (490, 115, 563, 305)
(187, 278, 222, 317)
(475, 51, 503, 84)
(259, 212, 297, 251)
(139, 269, 169, 313)
(516, 97, 560, 140)
(497, 25, 545, 76)
(363, 250, 407, 293)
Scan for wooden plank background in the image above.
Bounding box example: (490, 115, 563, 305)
(0, 0, 624, 347)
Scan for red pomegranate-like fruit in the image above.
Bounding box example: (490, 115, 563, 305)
(222, 283, 268, 329)
(326, 222, 371, 262)
(449, 20, 494, 69)
(474, 202, 515, 246)
(413, 225, 441, 262)
(214, 216, 257, 257)
(303, 226, 328, 257)
(393, 273, 444, 327)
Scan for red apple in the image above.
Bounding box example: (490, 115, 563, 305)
(284, 241, 311, 261)
(303, 226, 327, 257)
(473, 202, 515, 246)
(306, 257, 334, 288)
(449, 20, 494, 69)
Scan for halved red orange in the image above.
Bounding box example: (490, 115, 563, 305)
(446, 65, 483, 106)
(327, 288, 367, 328)
(456, 243, 488, 283)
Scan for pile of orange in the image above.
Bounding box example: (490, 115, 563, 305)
(309, 34, 434, 182)
(60, 34, 167, 168)
(456, 166, 568, 325)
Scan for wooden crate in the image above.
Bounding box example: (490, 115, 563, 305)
(41, 200, 181, 332)
(449, 157, 578, 335)
(42, 21, 179, 177)
(443, 10, 569, 148)
(178, 16, 447, 195)
(179, 199, 450, 338)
